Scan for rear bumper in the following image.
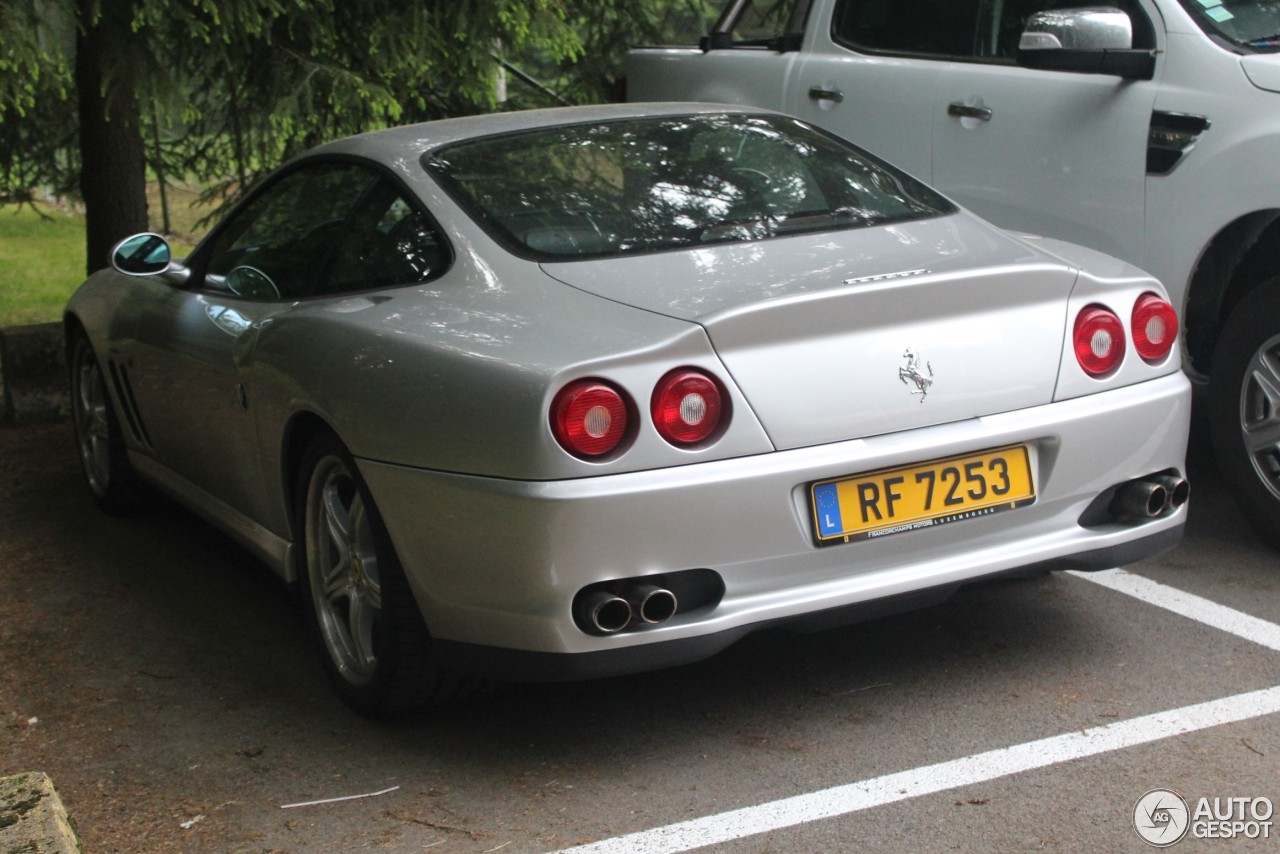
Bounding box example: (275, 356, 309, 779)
(360, 371, 1190, 679)
(429, 524, 1182, 682)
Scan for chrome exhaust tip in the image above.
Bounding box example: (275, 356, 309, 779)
(1114, 479, 1169, 519)
(1151, 475, 1190, 511)
(630, 584, 678, 625)
(578, 590, 633, 634)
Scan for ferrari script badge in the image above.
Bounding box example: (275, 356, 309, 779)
(899, 349, 933, 402)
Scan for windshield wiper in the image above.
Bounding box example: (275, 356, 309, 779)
(771, 208, 865, 234)
(1245, 33, 1280, 48)
(698, 215, 776, 243)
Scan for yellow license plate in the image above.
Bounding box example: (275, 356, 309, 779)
(810, 445, 1035, 545)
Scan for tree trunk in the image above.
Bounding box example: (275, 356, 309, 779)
(76, 0, 148, 275)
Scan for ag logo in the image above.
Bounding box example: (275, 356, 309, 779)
(1134, 788, 1190, 847)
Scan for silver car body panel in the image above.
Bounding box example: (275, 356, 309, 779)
(361, 371, 1189, 655)
(544, 214, 1079, 450)
(65, 102, 1191, 677)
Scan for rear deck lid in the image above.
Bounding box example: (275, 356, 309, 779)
(542, 213, 1078, 450)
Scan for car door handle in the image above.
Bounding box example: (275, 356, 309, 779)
(808, 86, 844, 103)
(947, 103, 992, 121)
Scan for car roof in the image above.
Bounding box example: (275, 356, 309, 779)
(302, 102, 764, 164)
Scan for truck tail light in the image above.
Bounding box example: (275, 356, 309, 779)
(1131, 293, 1178, 363)
(1074, 305, 1126, 377)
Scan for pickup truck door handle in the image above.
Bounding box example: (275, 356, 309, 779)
(808, 86, 844, 103)
(947, 102, 992, 122)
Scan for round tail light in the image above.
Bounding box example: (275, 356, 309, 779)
(551, 380, 631, 459)
(652, 369, 727, 446)
(1074, 305, 1126, 377)
(1131, 293, 1178, 363)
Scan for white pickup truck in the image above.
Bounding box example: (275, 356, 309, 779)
(627, 0, 1280, 548)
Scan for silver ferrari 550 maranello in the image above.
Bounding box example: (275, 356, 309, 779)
(66, 103, 1191, 715)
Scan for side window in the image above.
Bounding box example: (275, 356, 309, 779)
(203, 163, 376, 300)
(978, 0, 1155, 59)
(737, 0, 797, 40)
(320, 184, 450, 294)
(718, 0, 807, 45)
(833, 0, 983, 57)
(833, 0, 1152, 60)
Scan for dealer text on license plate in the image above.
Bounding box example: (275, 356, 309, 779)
(810, 445, 1034, 544)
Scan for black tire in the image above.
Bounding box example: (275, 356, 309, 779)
(68, 331, 145, 514)
(294, 432, 468, 716)
(1209, 284, 1280, 551)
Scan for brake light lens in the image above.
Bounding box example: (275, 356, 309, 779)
(1131, 293, 1178, 363)
(1073, 305, 1125, 377)
(551, 380, 631, 458)
(652, 369, 727, 446)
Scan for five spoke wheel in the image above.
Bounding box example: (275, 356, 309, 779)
(304, 453, 384, 687)
(1211, 284, 1280, 550)
(296, 433, 460, 716)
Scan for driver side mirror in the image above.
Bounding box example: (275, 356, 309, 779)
(1017, 7, 1155, 80)
(110, 233, 191, 285)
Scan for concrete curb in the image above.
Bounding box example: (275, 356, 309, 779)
(0, 323, 67, 425)
(0, 772, 82, 853)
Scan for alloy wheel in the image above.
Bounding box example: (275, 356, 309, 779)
(72, 341, 112, 497)
(1238, 332, 1280, 502)
(304, 455, 384, 687)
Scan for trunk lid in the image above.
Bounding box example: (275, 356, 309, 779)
(541, 214, 1077, 450)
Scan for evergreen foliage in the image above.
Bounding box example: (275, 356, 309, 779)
(0, 0, 715, 273)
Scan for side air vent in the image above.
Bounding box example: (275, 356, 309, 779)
(1147, 111, 1210, 176)
(107, 360, 152, 448)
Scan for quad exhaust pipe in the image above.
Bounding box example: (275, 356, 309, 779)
(579, 590, 634, 634)
(1151, 474, 1191, 511)
(631, 584, 679, 625)
(577, 582, 679, 634)
(1113, 474, 1189, 520)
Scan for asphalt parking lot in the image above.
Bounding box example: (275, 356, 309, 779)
(2, 416, 1277, 853)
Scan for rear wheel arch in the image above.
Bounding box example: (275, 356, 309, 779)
(281, 411, 342, 546)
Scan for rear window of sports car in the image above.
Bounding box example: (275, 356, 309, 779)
(423, 113, 956, 260)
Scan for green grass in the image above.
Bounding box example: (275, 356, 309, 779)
(0, 203, 86, 327)
(0, 197, 203, 327)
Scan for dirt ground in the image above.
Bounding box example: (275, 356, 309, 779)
(1, 420, 319, 851)
(0, 421, 559, 853)
(0, 420, 789, 853)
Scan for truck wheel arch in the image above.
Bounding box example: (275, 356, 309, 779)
(1184, 209, 1280, 377)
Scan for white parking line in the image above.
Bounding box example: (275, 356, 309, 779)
(554, 570, 1280, 854)
(1068, 568, 1280, 652)
(556, 688, 1280, 854)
